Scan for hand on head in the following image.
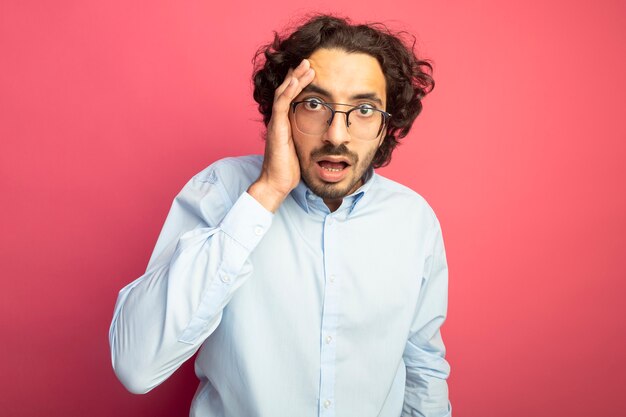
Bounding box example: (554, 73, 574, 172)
(248, 59, 315, 212)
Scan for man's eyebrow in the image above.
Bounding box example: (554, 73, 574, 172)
(351, 93, 384, 107)
(301, 84, 384, 107)
(301, 84, 331, 96)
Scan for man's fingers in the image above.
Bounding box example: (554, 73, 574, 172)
(273, 59, 312, 101)
(273, 68, 315, 114)
(292, 59, 311, 79)
(290, 68, 315, 99)
(274, 69, 295, 98)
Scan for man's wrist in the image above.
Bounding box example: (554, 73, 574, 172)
(247, 180, 290, 213)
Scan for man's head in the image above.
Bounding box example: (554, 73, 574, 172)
(289, 48, 387, 207)
(253, 15, 435, 169)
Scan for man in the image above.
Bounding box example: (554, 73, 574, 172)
(110, 15, 451, 417)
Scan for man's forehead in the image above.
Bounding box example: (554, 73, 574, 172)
(304, 48, 386, 104)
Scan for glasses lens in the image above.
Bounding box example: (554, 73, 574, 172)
(294, 101, 332, 135)
(348, 107, 385, 141)
(294, 102, 387, 140)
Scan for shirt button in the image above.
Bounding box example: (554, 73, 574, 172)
(221, 275, 231, 283)
(324, 399, 332, 409)
(254, 226, 263, 236)
(329, 274, 336, 283)
(325, 335, 332, 344)
(326, 217, 333, 225)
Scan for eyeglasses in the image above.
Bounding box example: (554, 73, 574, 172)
(291, 98, 391, 141)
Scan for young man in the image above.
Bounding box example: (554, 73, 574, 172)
(110, 15, 451, 417)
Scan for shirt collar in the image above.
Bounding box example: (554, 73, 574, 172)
(290, 167, 376, 216)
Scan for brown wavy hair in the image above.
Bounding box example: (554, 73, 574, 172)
(252, 14, 434, 168)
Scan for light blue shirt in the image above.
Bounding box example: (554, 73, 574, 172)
(109, 155, 451, 417)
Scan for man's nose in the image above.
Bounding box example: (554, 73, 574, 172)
(323, 111, 351, 145)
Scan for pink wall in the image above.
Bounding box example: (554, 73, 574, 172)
(2, 1, 625, 416)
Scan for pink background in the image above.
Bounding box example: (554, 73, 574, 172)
(2, 1, 625, 416)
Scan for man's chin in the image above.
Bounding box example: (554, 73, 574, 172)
(305, 176, 360, 201)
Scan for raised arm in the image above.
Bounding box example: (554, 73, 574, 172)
(109, 59, 315, 394)
(109, 171, 272, 394)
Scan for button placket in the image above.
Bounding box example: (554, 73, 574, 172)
(318, 213, 338, 416)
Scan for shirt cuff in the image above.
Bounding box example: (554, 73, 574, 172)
(219, 191, 273, 251)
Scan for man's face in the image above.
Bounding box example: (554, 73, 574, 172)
(290, 48, 387, 210)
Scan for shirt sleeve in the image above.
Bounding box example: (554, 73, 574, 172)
(108, 170, 272, 394)
(402, 221, 452, 417)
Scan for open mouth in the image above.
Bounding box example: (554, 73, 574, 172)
(318, 160, 349, 172)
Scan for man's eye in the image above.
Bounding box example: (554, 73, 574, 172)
(356, 105, 375, 117)
(303, 99, 324, 111)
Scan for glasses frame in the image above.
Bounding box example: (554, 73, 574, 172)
(291, 100, 392, 140)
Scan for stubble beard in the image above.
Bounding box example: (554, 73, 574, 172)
(297, 143, 378, 200)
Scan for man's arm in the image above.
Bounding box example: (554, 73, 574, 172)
(402, 222, 451, 417)
(109, 60, 315, 394)
(109, 175, 273, 394)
